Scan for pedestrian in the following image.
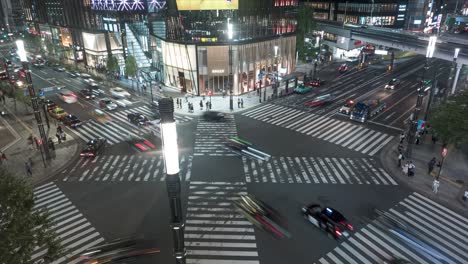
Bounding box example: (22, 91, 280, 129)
(60, 131, 66, 141)
(415, 132, 421, 144)
(397, 144, 403, 153)
(176, 98, 180, 108)
(0, 151, 6, 165)
(56, 132, 61, 144)
(402, 161, 409, 175)
(33, 137, 39, 150)
(27, 135, 34, 150)
(25, 161, 32, 177)
(200, 100, 203, 110)
(57, 125, 63, 133)
(408, 161, 415, 177)
(398, 152, 404, 167)
(48, 137, 55, 151)
(428, 157, 436, 174)
(241, 98, 244, 108)
(399, 132, 405, 144)
(431, 135, 438, 145)
(238, 98, 241, 108)
(205, 101, 209, 110)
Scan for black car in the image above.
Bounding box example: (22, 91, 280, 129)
(80, 138, 106, 158)
(127, 113, 148, 127)
(44, 99, 57, 111)
(62, 114, 82, 128)
(203, 111, 226, 122)
(308, 78, 324, 87)
(301, 204, 353, 240)
(79, 89, 95, 100)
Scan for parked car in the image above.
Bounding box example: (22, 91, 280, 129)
(110, 87, 131, 99)
(99, 98, 118, 111)
(57, 89, 78, 104)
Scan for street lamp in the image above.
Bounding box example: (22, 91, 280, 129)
(228, 18, 234, 110)
(447, 48, 460, 98)
(406, 36, 436, 158)
(16, 40, 50, 167)
(159, 98, 186, 264)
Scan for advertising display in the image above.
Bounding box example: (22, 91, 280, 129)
(176, 0, 239, 10)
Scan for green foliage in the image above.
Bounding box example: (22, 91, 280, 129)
(24, 34, 43, 52)
(125, 55, 137, 78)
(16, 87, 31, 106)
(0, 168, 65, 263)
(106, 55, 119, 72)
(429, 90, 468, 145)
(45, 40, 55, 55)
(296, 5, 316, 62)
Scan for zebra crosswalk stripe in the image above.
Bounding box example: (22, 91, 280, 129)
(31, 183, 105, 264)
(324, 157, 346, 184)
(295, 157, 311, 184)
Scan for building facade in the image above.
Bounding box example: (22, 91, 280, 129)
(20, 0, 298, 95)
(1, 0, 24, 32)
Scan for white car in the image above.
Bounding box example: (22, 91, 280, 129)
(99, 98, 118, 111)
(110, 87, 131, 99)
(57, 89, 78, 104)
(115, 98, 133, 108)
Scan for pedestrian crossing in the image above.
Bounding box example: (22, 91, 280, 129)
(61, 154, 193, 182)
(242, 104, 394, 156)
(317, 192, 468, 264)
(242, 156, 397, 185)
(185, 181, 260, 264)
(68, 105, 192, 145)
(31, 182, 105, 264)
(194, 115, 238, 156)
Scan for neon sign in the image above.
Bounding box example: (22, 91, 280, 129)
(91, 0, 147, 11)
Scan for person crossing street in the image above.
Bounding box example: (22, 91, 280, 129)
(428, 157, 436, 174)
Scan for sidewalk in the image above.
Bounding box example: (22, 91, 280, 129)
(380, 134, 468, 216)
(0, 96, 79, 185)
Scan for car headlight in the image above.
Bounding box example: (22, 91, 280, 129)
(86, 96, 90, 99)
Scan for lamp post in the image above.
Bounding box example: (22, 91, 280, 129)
(159, 98, 186, 264)
(406, 36, 436, 158)
(228, 18, 234, 110)
(16, 40, 50, 167)
(446, 48, 460, 99)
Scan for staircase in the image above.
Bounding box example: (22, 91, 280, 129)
(125, 23, 151, 68)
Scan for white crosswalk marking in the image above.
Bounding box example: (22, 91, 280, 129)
(62, 155, 193, 182)
(194, 115, 238, 156)
(185, 181, 260, 264)
(31, 183, 105, 264)
(241, 156, 397, 185)
(242, 104, 394, 156)
(318, 192, 468, 264)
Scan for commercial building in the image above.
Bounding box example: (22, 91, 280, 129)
(1, 0, 24, 32)
(20, 0, 298, 96)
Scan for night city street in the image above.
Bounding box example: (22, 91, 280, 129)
(1, 1, 468, 264)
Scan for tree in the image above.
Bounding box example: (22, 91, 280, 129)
(0, 168, 64, 264)
(296, 4, 317, 62)
(106, 55, 119, 73)
(45, 40, 55, 56)
(125, 55, 138, 88)
(429, 90, 468, 146)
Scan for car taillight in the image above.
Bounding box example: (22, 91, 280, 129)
(80, 153, 85, 157)
(335, 227, 342, 236)
(143, 140, 155, 149)
(135, 143, 148, 151)
(347, 224, 353, 230)
(88, 153, 94, 157)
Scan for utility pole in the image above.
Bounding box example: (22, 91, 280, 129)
(406, 36, 436, 158)
(16, 40, 50, 167)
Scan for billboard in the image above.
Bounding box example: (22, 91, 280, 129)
(91, 0, 147, 12)
(176, 0, 238, 10)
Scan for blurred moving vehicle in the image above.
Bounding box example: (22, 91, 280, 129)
(339, 100, 357, 115)
(234, 194, 291, 239)
(302, 204, 353, 240)
(80, 138, 106, 157)
(49, 107, 68, 119)
(99, 98, 118, 111)
(385, 78, 401, 90)
(115, 98, 133, 108)
(202, 111, 226, 122)
(67, 70, 80, 78)
(125, 134, 156, 152)
(294, 83, 312, 94)
(110, 87, 131, 99)
(338, 63, 349, 73)
(80, 237, 160, 263)
(57, 89, 78, 104)
(62, 114, 82, 128)
(225, 137, 271, 161)
(53, 66, 65, 72)
(304, 94, 335, 107)
(127, 113, 149, 127)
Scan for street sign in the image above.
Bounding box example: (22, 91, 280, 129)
(442, 147, 447, 157)
(41, 86, 56, 92)
(417, 120, 426, 131)
(38, 89, 44, 97)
